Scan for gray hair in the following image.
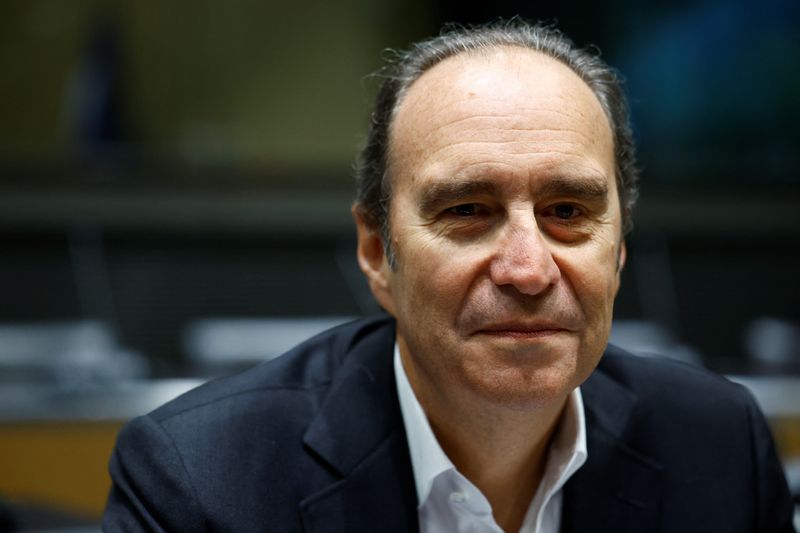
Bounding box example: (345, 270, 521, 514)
(355, 19, 639, 260)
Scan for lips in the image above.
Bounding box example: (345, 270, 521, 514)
(476, 322, 571, 338)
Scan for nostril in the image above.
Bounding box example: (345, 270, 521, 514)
(489, 248, 561, 296)
(487, 223, 562, 294)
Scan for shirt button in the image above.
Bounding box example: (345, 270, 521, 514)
(449, 491, 468, 504)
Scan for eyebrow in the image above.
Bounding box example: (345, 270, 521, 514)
(417, 174, 610, 215)
(536, 176, 610, 201)
(417, 179, 501, 216)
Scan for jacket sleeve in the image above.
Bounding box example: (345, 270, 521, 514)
(745, 389, 797, 533)
(103, 415, 206, 532)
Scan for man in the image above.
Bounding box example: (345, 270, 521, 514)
(104, 21, 795, 532)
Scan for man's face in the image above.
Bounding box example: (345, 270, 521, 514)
(357, 47, 624, 411)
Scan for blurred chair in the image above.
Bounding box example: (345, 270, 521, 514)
(745, 317, 800, 373)
(610, 319, 704, 366)
(0, 320, 147, 387)
(182, 316, 355, 376)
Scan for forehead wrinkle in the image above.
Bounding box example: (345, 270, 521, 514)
(411, 105, 611, 164)
(423, 157, 610, 196)
(422, 141, 612, 176)
(412, 121, 608, 167)
(423, 130, 604, 151)
(427, 101, 605, 133)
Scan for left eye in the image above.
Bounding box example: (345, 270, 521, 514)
(553, 204, 578, 219)
(447, 204, 478, 217)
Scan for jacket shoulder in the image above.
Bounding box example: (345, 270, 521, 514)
(105, 314, 397, 532)
(597, 344, 752, 407)
(583, 345, 795, 532)
(587, 344, 762, 471)
(148, 314, 393, 423)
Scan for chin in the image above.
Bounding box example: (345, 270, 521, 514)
(463, 361, 580, 412)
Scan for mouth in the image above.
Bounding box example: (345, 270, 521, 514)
(475, 322, 570, 339)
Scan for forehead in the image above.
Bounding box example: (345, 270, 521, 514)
(388, 47, 615, 194)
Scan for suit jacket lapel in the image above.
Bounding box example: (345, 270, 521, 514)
(299, 318, 419, 533)
(561, 365, 664, 533)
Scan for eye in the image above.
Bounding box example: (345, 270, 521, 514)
(540, 202, 592, 242)
(552, 204, 579, 220)
(447, 203, 479, 217)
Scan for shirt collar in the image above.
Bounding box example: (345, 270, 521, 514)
(394, 344, 453, 505)
(393, 343, 588, 508)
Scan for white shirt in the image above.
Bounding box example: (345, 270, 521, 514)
(394, 345, 588, 533)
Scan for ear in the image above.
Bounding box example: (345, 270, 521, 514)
(352, 204, 396, 314)
(614, 240, 627, 296)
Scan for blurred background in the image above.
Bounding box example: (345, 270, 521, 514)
(0, 0, 798, 530)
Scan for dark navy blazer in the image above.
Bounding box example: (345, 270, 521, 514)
(103, 315, 795, 532)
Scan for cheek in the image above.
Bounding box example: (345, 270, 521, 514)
(392, 237, 446, 306)
(556, 241, 620, 313)
(393, 235, 486, 316)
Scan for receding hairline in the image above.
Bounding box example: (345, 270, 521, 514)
(391, 43, 604, 119)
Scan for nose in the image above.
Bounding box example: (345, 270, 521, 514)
(489, 222, 561, 296)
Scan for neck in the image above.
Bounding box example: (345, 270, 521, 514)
(400, 352, 570, 533)
(437, 399, 567, 532)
